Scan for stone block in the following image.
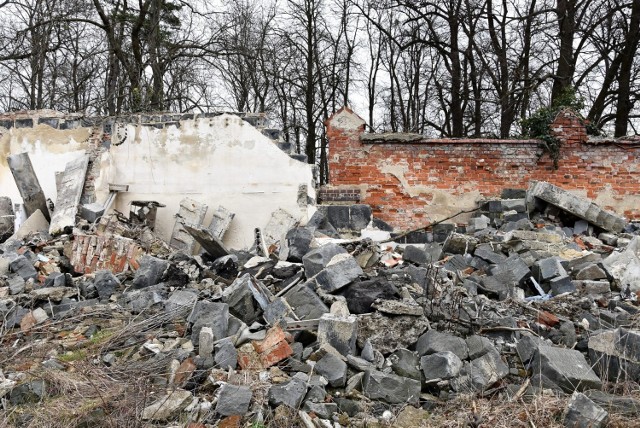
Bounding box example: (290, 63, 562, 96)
(416, 329, 469, 360)
(132, 255, 168, 289)
(314, 352, 347, 387)
(214, 338, 238, 370)
(284, 281, 329, 320)
(188, 301, 229, 344)
(527, 181, 627, 232)
(268, 377, 307, 408)
(451, 349, 509, 392)
(302, 243, 347, 278)
(531, 345, 602, 393)
(315, 253, 363, 292)
(421, 351, 463, 381)
(216, 384, 252, 416)
(317, 313, 357, 356)
(563, 392, 609, 428)
(362, 370, 421, 405)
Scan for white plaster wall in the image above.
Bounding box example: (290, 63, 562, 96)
(95, 114, 315, 250)
(0, 125, 90, 204)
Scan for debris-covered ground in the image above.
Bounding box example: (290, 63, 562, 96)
(1, 181, 640, 427)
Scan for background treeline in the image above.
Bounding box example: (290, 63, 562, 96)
(0, 0, 638, 182)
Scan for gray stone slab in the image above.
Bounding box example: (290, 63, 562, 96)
(188, 301, 229, 344)
(317, 313, 357, 356)
(527, 181, 627, 232)
(531, 345, 602, 393)
(268, 377, 307, 408)
(284, 281, 329, 320)
(315, 253, 363, 292)
(215, 384, 252, 416)
(563, 392, 609, 428)
(302, 243, 347, 278)
(170, 198, 208, 254)
(416, 329, 469, 360)
(183, 225, 229, 259)
(421, 351, 463, 381)
(362, 370, 421, 405)
(207, 205, 234, 240)
(315, 352, 347, 387)
(7, 153, 50, 222)
(49, 154, 90, 234)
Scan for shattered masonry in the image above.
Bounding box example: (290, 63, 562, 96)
(1, 107, 640, 427)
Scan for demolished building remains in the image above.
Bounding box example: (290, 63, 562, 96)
(0, 108, 639, 427)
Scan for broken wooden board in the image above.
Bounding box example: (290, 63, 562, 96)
(49, 154, 90, 234)
(183, 224, 229, 259)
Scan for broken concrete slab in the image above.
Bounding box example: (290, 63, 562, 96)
(207, 205, 234, 240)
(169, 198, 208, 254)
(0, 196, 14, 242)
(588, 328, 640, 382)
(141, 389, 193, 421)
(268, 377, 307, 408)
(215, 384, 252, 416)
(49, 154, 90, 234)
(302, 243, 348, 278)
(314, 352, 348, 387)
(357, 312, 430, 355)
(284, 281, 329, 320)
(132, 255, 168, 289)
(530, 345, 602, 392)
(602, 236, 640, 291)
(362, 370, 421, 405)
(263, 208, 298, 248)
(183, 224, 229, 259)
(9, 255, 38, 281)
(527, 181, 627, 233)
(416, 330, 469, 360)
(7, 152, 50, 222)
(389, 348, 422, 381)
(188, 301, 229, 344)
(317, 313, 357, 356)
(563, 392, 609, 428)
(421, 351, 463, 381)
(451, 349, 509, 392)
(315, 252, 363, 292)
(13, 209, 49, 240)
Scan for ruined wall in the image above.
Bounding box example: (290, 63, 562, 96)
(324, 107, 640, 231)
(0, 111, 315, 249)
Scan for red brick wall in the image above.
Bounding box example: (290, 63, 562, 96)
(324, 107, 640, 231)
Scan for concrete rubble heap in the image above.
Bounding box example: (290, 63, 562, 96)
(1, 178, 640, 427)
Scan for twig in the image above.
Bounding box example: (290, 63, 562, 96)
(478, 326, 540, 337)
(381, 207, 481, 243)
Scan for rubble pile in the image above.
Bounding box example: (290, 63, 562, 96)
(1, 180, 640, 427)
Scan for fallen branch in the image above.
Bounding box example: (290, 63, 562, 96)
(381, 207, 481, 243)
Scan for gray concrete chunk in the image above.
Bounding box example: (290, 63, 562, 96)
(527, 181, 627, 232)
(314, 352, 347, 387)
(362, 370, 421, 405)
(421, 351, 463, 381)
(531, 345, 602, 393)
(216, 384, 252, 416)
(302, 243, 347, 278)
(284, 281, 329, 320)
(49, 155, 90, 234)
(268, 377, 307, 408)
(416, 329, 468, 360)
(563, 392, 609, 428)
(315, 253, 363, 292)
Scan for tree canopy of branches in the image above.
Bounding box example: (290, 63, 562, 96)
(0, 0, 639, 182)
